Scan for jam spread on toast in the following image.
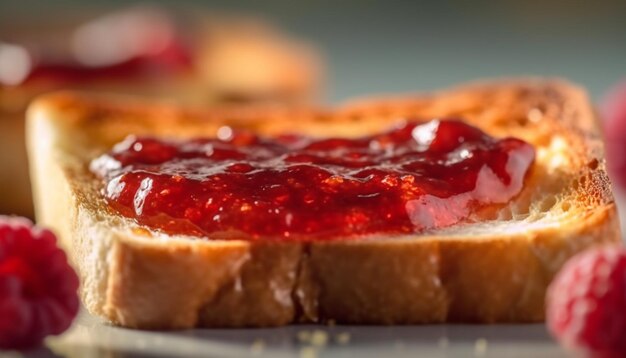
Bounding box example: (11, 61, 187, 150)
(91, 120, 535, 240)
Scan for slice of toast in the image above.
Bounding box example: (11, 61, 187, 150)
(27, 79, 621, 329)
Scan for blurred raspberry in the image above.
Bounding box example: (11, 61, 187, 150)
(0, 216, 79, 349)
(603, 80, 626, 188)
(547, 246, 626, 357)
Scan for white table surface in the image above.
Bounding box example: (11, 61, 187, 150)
(15, 312, 568, 358)
(10, 191, 626, 358)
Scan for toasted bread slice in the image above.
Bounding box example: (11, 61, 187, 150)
(27, 79, 621, 329)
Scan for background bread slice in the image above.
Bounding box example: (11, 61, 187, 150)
(27, 79, 621, 328)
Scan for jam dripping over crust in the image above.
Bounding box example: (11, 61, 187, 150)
(91, 120, 535, 240)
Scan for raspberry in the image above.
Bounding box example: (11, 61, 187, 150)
(603, 80, 626, 188)
(547, 246, 626, 357)
(0, 216, 79, 349)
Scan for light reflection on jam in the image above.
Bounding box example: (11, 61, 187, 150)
(91, 120, 535, 240)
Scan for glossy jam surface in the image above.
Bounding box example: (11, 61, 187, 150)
(91, 120, 535, 240)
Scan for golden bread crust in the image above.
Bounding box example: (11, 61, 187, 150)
(27, 79, 621, 328)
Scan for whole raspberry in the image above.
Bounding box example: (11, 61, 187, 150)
(547, 246, 626, 357)
(0, 216, 79, 349)
(603, 80, 626, 188)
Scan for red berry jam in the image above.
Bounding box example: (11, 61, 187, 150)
(91, 120, 535, 240)
(20, 43, 191, 85)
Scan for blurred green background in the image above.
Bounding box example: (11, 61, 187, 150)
(2, 0, 625, 103)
